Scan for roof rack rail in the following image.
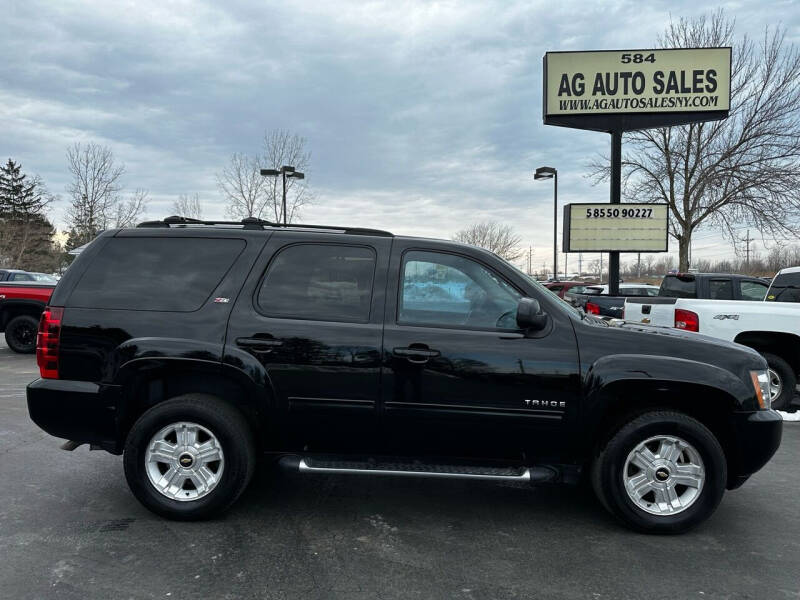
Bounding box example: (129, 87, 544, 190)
(136, 216, 393, 237)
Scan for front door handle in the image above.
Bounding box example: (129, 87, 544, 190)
(393, 346, 441, 364)
(236, 337, 283, 353)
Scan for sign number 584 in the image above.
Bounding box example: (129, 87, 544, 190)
(620, 53, 656, 64)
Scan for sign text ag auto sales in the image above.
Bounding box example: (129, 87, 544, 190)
(544, 48, 731, 116)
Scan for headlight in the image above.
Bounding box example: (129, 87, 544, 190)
(750, 370, 771, 410)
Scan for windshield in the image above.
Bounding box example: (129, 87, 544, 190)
(31, 273, 58, 283)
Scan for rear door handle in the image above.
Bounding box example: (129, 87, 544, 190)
(393, 346, 441, 364)
(236, 337, 283, 353)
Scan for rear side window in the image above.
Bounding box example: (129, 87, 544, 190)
(69, 237, 245, 311)
(660, 275, 696, 298)
(740, 280, 768, 301)
(257, 244, 376, 322)
(708, 279, 733, 300)
(767, 272, 800, 302)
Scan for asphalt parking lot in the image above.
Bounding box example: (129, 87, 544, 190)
(1, 339, 798, 600)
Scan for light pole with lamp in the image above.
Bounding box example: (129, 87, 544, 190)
(534, 166, 558, 280)
(260, 165, 305, 225)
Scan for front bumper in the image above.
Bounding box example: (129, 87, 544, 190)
(27, 378, 122, 453)
(726, 409, 783, 489)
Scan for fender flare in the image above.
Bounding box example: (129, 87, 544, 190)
(579, 354, 754, 448)
(0, 299, 46, 330)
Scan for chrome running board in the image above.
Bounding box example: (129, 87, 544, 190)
(279, 456, 556, 482)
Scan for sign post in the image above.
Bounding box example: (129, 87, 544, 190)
(542, 47, 731, 294)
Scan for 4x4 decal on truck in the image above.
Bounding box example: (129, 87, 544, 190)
(713, 314, 740, 320)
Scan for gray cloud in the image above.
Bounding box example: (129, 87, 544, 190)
(3, 0, 798, 267)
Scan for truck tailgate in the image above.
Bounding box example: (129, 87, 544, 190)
(623, 297, 676, 327)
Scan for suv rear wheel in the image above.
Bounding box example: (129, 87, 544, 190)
(123, 394, 255, 520)
(5, 314, 39, 353)
(591, 411, 726, 534)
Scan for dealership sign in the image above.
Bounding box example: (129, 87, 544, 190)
(562, 203, 669, 253)
(544, 48, 731, 120)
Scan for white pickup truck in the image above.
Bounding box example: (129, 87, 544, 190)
(623, 297, 800, 410)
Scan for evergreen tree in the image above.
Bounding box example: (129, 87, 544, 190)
(0, 159, 59, 271)
(0, 159, 49, 218)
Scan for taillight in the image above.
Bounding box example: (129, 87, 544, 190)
(36, 306, 63, 379)
(674, 308, 699, 332)
(586, 302, 600, 315)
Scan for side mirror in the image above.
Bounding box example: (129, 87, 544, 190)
(516, 297, 548, 331)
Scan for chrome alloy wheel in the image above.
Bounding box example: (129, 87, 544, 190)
(768, 368, 783, 403)
(623, 435, 705, 516)
(145, 422, 225, 501)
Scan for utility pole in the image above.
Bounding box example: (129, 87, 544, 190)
(578, 253, 583, 276)
(637, 253, 642, 279)
(528, 246, 532, 276)
(745, 229, 752, 269)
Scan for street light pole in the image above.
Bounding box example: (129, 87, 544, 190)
(281, 169, 287, 225)
(260, 165, 305, 225)
(534, 166, 558, 280)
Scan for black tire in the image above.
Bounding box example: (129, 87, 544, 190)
(591, 411, 726, 534)
(761, 352, 796, 411)
(123, 394, 256, 521)
(4, 314, 39, 354)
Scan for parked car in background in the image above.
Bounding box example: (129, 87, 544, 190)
(0, 270, 58, 283)
(766, 267, 800, 303)
(0, 269, 36, 282)
(624, 296, 800, 411)
(0, 281, 55, 353)
(659, 273, 769, 301)
(571, 283, 660, 319)
(543, 280, 596, 300)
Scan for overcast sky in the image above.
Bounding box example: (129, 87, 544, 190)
(3, 0, 799, 272)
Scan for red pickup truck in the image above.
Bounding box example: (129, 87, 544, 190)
(0, 282, 54, 353)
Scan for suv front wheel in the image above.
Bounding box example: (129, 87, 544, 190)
(123, 394, 256, 520)
(591, 411, 726, 534)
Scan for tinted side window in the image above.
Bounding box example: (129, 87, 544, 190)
(399, 251, 521, 329)
(740, 280, 768, 301)
(660, 276, 696, 298)
(766, 272, 800, 302)
(69, 237, 245, 311)
(257, 244, 376, 322)
(709, 278, 733, 300)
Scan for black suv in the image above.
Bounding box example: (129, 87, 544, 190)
(27, 217, 782, 533)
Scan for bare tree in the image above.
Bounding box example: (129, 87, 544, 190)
(65, 142, 149, 247)
(260, 130, 312, 223)
(217, 153, 267, 220)
(172, 193, 203, 219)
(590, 11, 800, 271)
(66, 142, 124, 238)
(644, 254, 656, 276)
(452, 221, 524, 261)
(113, 189, 148, 228)
(218, 130, 312, 223)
